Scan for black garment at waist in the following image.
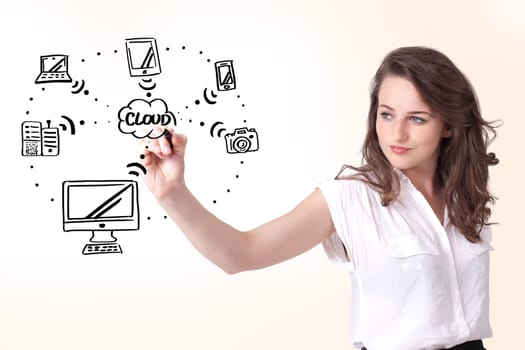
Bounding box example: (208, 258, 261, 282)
(361, 339, 485, 350)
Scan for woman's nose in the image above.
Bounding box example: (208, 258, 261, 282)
(392, 120, 408, 142)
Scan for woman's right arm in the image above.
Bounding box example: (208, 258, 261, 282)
(142, 129, 335, 274)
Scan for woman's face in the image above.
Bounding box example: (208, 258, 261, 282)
(376, 75, 451, 174)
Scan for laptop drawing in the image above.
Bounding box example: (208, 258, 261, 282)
(35, 54, 72, 84)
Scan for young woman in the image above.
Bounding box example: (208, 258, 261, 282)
(141, 46, 499, 350)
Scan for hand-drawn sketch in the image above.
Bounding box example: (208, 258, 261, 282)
(35, 55, 73, 84)
(21, 121, 43, 156)
(224, 127, 259, 154)
(71, 79, 89, 95)
(210, 121, 227, 138)
(125, 38, 161, 77)
(23, 36, 257, 236)
(203, 87, 217, 104)
(118, 98, 176, 138)
(215, 60, 236, 91)
(21, 120, 60, 156)
(59, 115, 76, 135)
(138, 78, 157, 91)
(62, 180, 140, 255)
(126, 162, 147, 177)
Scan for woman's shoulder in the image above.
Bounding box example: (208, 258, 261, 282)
(332, 165, 377, 188)
(318, 167, 378, 202)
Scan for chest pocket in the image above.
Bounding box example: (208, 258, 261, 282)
(385, 234, 440, 258)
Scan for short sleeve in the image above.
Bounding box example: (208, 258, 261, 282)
(318, 179, 356, 271)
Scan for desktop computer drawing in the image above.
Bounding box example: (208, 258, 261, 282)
(62, 180, 140, 255)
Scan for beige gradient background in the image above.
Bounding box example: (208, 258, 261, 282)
(1, 0, 523, 349)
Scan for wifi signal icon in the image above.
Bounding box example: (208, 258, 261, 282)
(71, 80, 88, 95)
(139, 78, 157, 91)
(127, 162, 147, 177)
(203, 88, 217, 105)
(210, 121, 226, 138)
(59, 115, 76, 135)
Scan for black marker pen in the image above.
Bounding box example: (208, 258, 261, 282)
(163, 129, 174, 149)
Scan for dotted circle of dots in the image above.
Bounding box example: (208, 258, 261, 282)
(28, 42, 251, 210)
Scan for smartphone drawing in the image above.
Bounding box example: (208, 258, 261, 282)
(22, 121, 42, 156)
(215, 60, 236, 91)
(125, 38, 161, 77)
(42, 127, 60, 156)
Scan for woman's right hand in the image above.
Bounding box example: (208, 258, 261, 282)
(140, 128, 188, 200)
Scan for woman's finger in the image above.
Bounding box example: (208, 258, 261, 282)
(158, 129, 173, 156)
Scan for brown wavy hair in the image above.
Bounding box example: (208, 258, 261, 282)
(339, 46, 500, 243)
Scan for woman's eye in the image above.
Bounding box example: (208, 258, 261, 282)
(380, 112, 392, 119)
(410, 116, 427, 124)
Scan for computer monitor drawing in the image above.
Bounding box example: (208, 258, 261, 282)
(62, 180, 140, 255)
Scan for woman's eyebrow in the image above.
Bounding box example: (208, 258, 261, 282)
(378, 104, 433, 117)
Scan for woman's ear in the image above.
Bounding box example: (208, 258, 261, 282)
(442, 126, 452, 138)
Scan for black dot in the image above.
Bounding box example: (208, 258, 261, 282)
(166, 47, 170, 51)
(213, 200, 217, 204)
(188, 119, 192, 123)
(84, 90, 89, 96)
(50, 198, 54, 202)
(195, 100, 200, 105)
(35, 183, 39, 187)
(26, 111, 29, 115)
(237, 95, 240, 98)
(41, 87, 45, 91)
(240, 161, 244, 164)
(185, 106, 189, 109)
(106, 105, 110, 108)
(140, 154, 145, 159)
(199, 51, 203, 54)
(227, 189, 230, 193)
(243, 120, 247, 123)
(242, 104, 245, 107)
(163, 215, 167, 219)
(200, 122, 205, 127)
(95, 98, 98, 102)
(97, 52, 101, 56)
(182, 46, 186, 50)
(29, 97, 34, 101)
(114, 49, 118, 53)
(146, 92, 152, 98)
(236, 175, 239, 179)
(80, 120, 85, 125)
(207, 59, 211, 62)
(30, 165, 34, 169)
(94, 121, 97, 124)
(147, 216, 151, 220)
(81, 59, 85, 62)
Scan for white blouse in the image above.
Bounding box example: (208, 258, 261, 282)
(319, 169, 493, 350)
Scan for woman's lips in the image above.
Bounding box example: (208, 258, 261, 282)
(390, 145, 411, 154)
